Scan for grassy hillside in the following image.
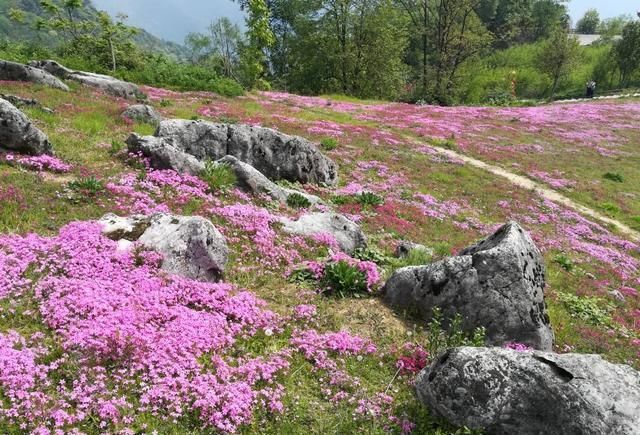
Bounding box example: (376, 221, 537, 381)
(0, 79, 638, 433)
(0, 0, 184, 58)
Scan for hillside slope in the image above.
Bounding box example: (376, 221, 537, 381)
(0, 0, 184, 58)
(0, 75, 638, 433)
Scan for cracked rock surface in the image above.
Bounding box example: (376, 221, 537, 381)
(126, 119, 338, 185)
(383, 221, 553, 350)
(417, 346, 640, 435)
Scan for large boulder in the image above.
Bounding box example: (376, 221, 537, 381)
(127, 119, 338, 185)
(0, 98, 52, 155)
(29, 60, 142, 99)
(0, 59, 69, 91)
(280, 212, 366, 254)
(383, 222, 553, 350)
(122, 104, 162, 125)
(417, 346, 640, 435)
(127, 133, 205, 176)
(218, 155, 321, 205)
(100, 213, 228, 282)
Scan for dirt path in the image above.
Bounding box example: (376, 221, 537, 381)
(408, 137, 640, 242)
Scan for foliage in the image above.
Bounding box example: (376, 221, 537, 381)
(575, 9, 600, 34)
(553, 253, 574, 272)
(537, 28, 580, 98)
(352, 247, 389, 265)
(615, 21, 640, 87)
(320, 137, 339, 151)
(286, 192, 311, 209)
(603, 172, 624, 183)
(559, 293, 614, 327)
(322, 260, 370, 297)
(426, 307, 486, 359)
(356, 191, 385, 207)
(200, 160, 237, 192)
(67, 176, 105, 198)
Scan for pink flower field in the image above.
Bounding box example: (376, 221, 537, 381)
(0, 81, 638, 433)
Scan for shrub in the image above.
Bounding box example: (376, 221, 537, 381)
(553, 253, 574, 272)
(603, 172, 624, 183)
(430, 137, 457, 150)
(356, 191, 384, 207)
(426, 307, 486, 359)
(200, 160, 237, 192)
(559, 293, 613, 327)
(322, 260, 369, 298)
(109, 140, 126, 155)
(600, 202, 620, 215)
(286, 193, 311, 209)
(353, 247, 389, 265)
(331, 194, 353, 205)
(320, 138, 339, 151)
(67, 177, 105, 199)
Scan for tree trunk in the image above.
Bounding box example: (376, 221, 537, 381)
(109, 37, 117, 72)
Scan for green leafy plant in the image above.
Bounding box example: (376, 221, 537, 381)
(600, 202, 621, 215)
(67, 176, 105, 198)
(427, 307, 486, 359)
(603, 172, 624, 183)
(322, 260, 368, 298)
(559, 293, 613, 327)
(159, 99, 173, 108)
(331, 194, 354, 205)
(553, 253, 574, 272)
(200, 160, 237, 192)
(430, 137, 457, 150)
(320, 137, 338, 151)
(356, 191, 384, 207)
(287, 267, 318, 284)
(286, 192, 311, 209)
(109, 139, 126, 155)
(390, 248, 433, 270)
(353, 247, 389, 265)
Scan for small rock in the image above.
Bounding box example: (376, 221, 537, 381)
(394, 241, 434, 259)
(280, 212, 366, 254)
(0, 59, 69, 91)
(122, 104, 162, 125)
(100, 213, 228, 282)
(383, 221, 553, 350)
(0, 98, 52, 155)
(417, 346, 640, 435)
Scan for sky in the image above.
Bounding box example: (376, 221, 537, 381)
(91, 0, 637, 44)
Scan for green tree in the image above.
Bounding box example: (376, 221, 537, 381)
(537, 27, 579, 98)
(209, 18, 243, 79)
(239, 0, 276, 88)
(615, 21, 640, 87)
(597, 15, 632, 38)
(575, 8, 600, 34)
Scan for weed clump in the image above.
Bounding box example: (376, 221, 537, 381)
(603, 172, 624, 183)
(320, 137, 338, 151)
(286, 192, 311, 209)
(201, 160, 237, 192)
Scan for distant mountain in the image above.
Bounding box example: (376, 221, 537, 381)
(0, 0, 185, 59)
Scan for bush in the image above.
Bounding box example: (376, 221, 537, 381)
(356, 191, 384, 207)
(200, 160, 237, 192)
(353, 247, 389, 265)
(66, 177, 105, 201)
(600, 202, 621, 215)
(559, 293, 613, 327)
(320, 138, 339, 151)
(322, 260, 370, 298)
(553, 253, 574, 272)
(286, 192, 311, 209)
(426, 307, 486, 359)
(603, 172, 624, 183)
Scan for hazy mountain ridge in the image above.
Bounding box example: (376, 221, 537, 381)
(0, 0, 184, 58)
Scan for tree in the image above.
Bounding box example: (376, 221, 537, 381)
(597, 15, 632, 38)
(209, 18, 243, 79)
(537, 27, 579, 98)
(575, 9, 600, 34)
(614, 21, 640, 87)
(10, 0, 138, 72)
(239, 0, 276, 88)
(395, 0, 430, 94)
